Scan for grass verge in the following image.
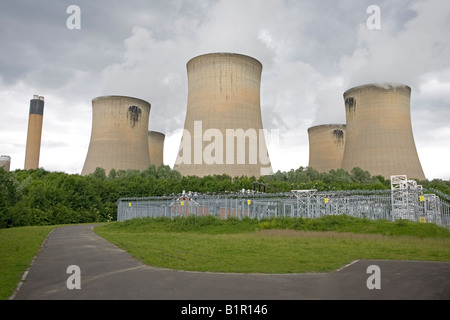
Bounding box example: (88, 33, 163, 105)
(0, 225, 56, 300)
(94, 215, 450, 274)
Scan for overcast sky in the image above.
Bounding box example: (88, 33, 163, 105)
(1, 0, 449, 180)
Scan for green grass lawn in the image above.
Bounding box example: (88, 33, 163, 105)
(0, 225, 56, 300)
(1, 215, 449, 300)
(94, 215, 450, 274)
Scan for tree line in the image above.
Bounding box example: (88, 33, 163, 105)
(1, 165, 449, 228)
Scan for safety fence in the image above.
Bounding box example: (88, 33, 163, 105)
(117, 188, 450, 229)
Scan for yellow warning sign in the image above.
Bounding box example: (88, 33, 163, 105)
(419, 196, 425, 202)
(128, 203, 132, 207)
(247, 200, 251, 205)
(180, 201, 184, 206)
(324, 198, 329, 204)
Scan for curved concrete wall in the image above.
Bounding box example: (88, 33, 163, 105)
(341, 84, 425, 180)
(81, 96, 151, 175)
(148, 131, 165, 167)
(308, 124, 346, 173)
(174, 52, 272, 178)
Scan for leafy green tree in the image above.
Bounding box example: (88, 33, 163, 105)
(108, 168, 117, 179)
(141, 165, 157, 179)
(0, 169, 20, 210)
(350, 167, 372, 183)
(91, 167, 107, 180)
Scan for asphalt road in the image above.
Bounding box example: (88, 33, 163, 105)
(10, 224, 450, 301)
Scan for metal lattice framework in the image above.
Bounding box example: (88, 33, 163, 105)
(117, 182, 450, 229)
(391, 175, 411, 220)
(390, 175, 443, 224)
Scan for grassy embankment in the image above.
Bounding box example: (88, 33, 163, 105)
(0, 225, 56, 300)
(94, 215, 450, 274)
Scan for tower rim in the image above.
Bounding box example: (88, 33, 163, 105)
(148, 131, 165, 137)
(343, 83, 411, 97)
(92, 95, 151, 107)
(186, 52, 263, 69)
(308, 124, 347, 132)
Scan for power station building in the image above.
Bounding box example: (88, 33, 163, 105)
(24, 95, 45, 170)
(174, 52, 272, 178)
(341, 83, 425, 180)
(148, 131, 165, 167)
(308, 124, 346, 173)
(81, 96, 151, 176)
(0, 155, 11, 171)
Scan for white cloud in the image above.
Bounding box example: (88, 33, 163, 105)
(341, 0, 450, 89)
(336, 0, 450, 179)
(0, 0, 449, 180)
(99, 26, 191, 131)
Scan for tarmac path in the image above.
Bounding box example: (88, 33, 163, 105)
(11, 224, 450, 300)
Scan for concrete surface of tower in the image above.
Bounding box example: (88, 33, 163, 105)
(174, 52, 272, 178)
(308, 124, 346, 173)
(24, 95, 45, 170)
(81, 96, 151, 176)
(148, 131, 165, 167)
(341, 83, 425, 180)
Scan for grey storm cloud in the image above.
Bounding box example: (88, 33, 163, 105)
(0, 0, 449, 179)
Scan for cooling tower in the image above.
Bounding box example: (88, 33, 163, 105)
(308, 124, 346, 173)
(341, 83, 425, 180)
(148, 131, 165, 167)
(81, 96, 151, 176)
(24, 95, 44, 170)
(0, 155, 11, 171)
(174, 53, 272, 178)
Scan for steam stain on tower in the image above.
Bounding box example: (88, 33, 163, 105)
(127, 105, 142, 127)
(345, 97, 356, 114)
(332, 129, 345, 145)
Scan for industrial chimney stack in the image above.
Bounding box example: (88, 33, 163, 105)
(24, 95, 45, 170)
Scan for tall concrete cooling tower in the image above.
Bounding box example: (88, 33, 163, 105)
(0, 155, 11, 171)
(174, 53, 272, 178)
(148, 131, 165, 167)
(81, 96, 151, 176)
(24, 95, 44, 170)
(308, 124, 346, 173)
(341, 83, 425, 180)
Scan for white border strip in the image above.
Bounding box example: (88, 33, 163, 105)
(336, 260, 360, 272)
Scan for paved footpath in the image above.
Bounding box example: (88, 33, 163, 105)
(11, 224, 450, 300)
